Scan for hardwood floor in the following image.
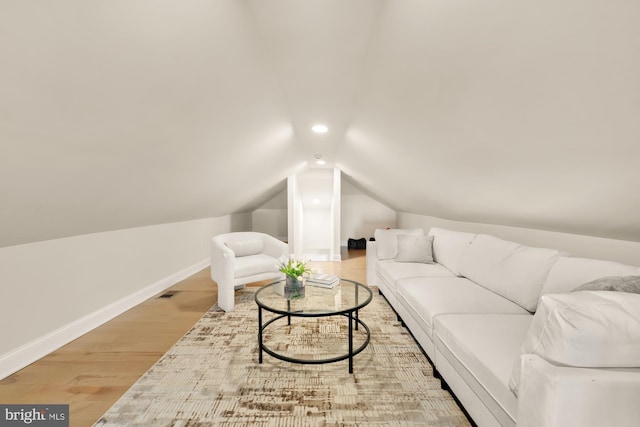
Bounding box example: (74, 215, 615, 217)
(0, 249, 367, 427)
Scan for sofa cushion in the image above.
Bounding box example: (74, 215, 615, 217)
(396, 277, 529, 339)
(541, 256, 640, 296)
(374, 228, 424, 260)
(427, 227, 477, 276)
(574, 275, 640, 293)
(225, 239, 264, 257)
(395, 234, 434, 263)
(233, 254, 279, 278)
(377, 259, 455, 296)
(509, 291, 640, 395)
(378, 259, 454, 283)
(435, 314, 532, 422)
(457, 234, 562, 312)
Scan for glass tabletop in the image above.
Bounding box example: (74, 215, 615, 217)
(254, 278, 372, 316)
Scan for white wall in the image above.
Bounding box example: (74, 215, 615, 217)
(398, 212, 640, 267)
(303, 208, 332, 252)
(252, 189, 287, 241)
(292, 168, 340, 260)
(341, 178, 396, 245)
(0, 214, 247, 380)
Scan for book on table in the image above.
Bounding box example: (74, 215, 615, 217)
(307, 274, 340, 288)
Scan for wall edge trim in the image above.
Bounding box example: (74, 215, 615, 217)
(0, 257, 210, 380)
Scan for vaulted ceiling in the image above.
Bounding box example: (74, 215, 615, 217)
(1, 0, 639, 248)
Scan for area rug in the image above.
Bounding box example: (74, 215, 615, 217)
(94, 288, 470, 426)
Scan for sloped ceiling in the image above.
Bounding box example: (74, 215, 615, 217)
(1, 0, 639, 248)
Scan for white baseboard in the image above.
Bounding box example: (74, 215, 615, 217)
(0, 258, 210, 381)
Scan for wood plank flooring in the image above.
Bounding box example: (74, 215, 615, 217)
(0, 249, 367, 427)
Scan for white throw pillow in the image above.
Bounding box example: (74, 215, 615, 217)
(541, 256, 640, 296)
(225, 239, 264, 257)
(427, 227, 477, 275)
(509, 291, 640, 396)
(457, 234, 562, 312)
(395, 234, 434, 263)
(374, 228, 424, 260)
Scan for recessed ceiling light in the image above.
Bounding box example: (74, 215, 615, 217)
(316, 159, 326, 165)
(312, 198, 320, 205)
(312, 124, 328, 134)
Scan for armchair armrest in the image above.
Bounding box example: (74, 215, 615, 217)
(210, 238, 235, 284)
(262, 235, 288, 259)
(516, 354, 640, 427)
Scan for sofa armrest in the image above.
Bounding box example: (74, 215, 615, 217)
(516, 354, 640, 427)
(366, 240, 378, 287)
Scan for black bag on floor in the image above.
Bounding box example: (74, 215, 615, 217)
(347, 238, 367, 250)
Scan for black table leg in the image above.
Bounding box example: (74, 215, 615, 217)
(258, 306, 263, 364)
(355, 286, 360, 331)
(348, 311, 353, 374)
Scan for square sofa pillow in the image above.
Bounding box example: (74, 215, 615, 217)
(374, 228, 424, 260)
(509, 291, 640, 396)
(574, 276, 640, 294)
(395, 234, 434, 264)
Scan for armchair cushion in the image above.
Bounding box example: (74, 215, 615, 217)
(234, 254, 280, 278)
(225, 239, 264, 257)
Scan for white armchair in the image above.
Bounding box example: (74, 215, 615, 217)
(210, 232, 288, 312)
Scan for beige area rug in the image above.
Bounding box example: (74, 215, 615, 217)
(94, 287, 470, 426)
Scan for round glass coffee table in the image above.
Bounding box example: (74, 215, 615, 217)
(255, 278, 372, 373)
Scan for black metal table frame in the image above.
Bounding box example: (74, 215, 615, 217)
(255, 280, 372, 374)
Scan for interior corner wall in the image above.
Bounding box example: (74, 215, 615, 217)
(341, 195, 396, 246)
(252, 189, 288, 241)
(398, 212, 640, 266)
(287, 174, 304, 258)
(230, 211, 253, 232)
(252, 208, 287, 241)
(0, 214, 246, 380)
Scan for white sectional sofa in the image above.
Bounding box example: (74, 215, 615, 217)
(366, 227, 640, 427)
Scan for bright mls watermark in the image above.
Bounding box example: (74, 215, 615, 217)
(0, 405, 68, 426)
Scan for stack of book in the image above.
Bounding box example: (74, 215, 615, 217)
(307, 274, 340, 288)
